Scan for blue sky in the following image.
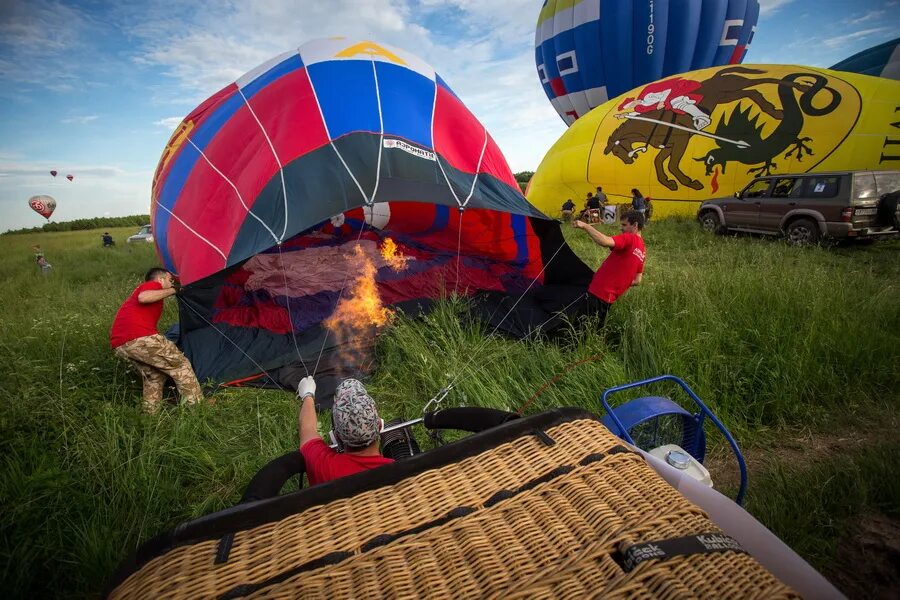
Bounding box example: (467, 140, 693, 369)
(1, 0, 898, 231)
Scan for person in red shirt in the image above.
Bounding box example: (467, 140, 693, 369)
(572, 210, 646, 325)
(110, 268, 203, 413)
(297, 376, 393, 486)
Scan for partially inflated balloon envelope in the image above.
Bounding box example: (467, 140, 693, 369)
(535, 0, 760, 125)
(152, 38, 591, 402)
(527, 65, 900, 218)
(28, 195, 57, 220)
(830, 37, 900, 81)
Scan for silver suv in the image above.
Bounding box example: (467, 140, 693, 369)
(697, 170, 900, 245)
(127, 225, 154, 244)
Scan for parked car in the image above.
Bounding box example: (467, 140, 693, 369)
(697, 170, 900, 245)
(127, 225, 154, 244)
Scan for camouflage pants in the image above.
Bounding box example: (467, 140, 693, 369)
(114, 334, 203, 413)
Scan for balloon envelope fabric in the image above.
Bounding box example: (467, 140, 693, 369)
(535, 0, 760, 125)
(152, 38, 592, 401)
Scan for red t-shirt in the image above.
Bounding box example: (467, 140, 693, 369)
(109, 281, 165, 348)
(588, 233, 646, 303)
(300, 438, 394, 486)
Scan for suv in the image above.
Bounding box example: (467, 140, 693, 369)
(127, 225, 154, 244)
(697, 170, 900, 245)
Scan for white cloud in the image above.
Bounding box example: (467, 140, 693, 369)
(61, 115, 99, 124)
(758, 0, 796, 17)
(154, 116, 184, 130)
(847, 10, 885, 25)
(822, 27, 892, 49)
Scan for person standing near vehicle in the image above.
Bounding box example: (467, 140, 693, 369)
(297, 377, 393, 486)
(110, 268, 203, 413)
(102, 232, 114, 247)
(570, 210, 646, 326)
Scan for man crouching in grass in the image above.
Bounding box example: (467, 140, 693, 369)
(110, 268, 204, 413)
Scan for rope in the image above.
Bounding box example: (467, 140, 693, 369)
(276, 244, 309, 376)
(454, 208, 464, 295)
(516, 354, 604, 416)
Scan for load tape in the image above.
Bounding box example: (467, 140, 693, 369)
(619, 532, 746, 572)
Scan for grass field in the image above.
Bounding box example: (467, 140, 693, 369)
(1, 221, 898, 597)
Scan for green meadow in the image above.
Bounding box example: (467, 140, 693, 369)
(1, 221, 898, 597)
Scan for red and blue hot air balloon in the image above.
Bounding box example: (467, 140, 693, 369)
(152, 38, 590, 400)
(535, 0, 761, 125)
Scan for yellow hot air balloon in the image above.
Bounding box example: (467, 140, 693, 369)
(528, 65, 900, 218)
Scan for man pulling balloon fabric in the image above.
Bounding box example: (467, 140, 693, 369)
(110, 268, 204, 413)
(297, 377, 393, 486)
(531, 211, 645, 331)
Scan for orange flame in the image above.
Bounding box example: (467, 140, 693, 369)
(380, 237, 410, 271)
(325, 246, 393, 339)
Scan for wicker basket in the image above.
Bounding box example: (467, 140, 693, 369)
(106, 409, 798, 599)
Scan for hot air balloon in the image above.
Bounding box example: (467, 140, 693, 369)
(153, 38, 591, 401)
(535, 0, 761, 125)
(527, 64, 900, 218)
(50, 170, 57, 177)
(66, 174, 74, 181)
(830, 37, 900, 81)
(28, 195, 57, 220)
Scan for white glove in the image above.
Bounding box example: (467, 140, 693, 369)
(297, 376, 316, 400)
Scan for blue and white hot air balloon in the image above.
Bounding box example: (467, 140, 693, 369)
(535, 0, 761, 126)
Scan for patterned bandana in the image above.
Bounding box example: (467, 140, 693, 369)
(332, 379, 380, 448)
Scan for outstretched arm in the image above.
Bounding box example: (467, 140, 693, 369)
(138, 287, 177, 303)
(574, 220, 616, 248)
(297, 376, 320, 446)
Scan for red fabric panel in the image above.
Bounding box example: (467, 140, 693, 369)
(479, 132, 520, 190)
(246, 69, 330, 168)
(432, 86, 484, 174)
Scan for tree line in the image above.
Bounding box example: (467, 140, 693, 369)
(4, 215, 151, 235)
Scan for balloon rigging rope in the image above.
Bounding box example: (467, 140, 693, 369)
(454, 209, 463, 295)
(185, 137, 280, 245)
(238, 87, 290, 242)
(179, 298, 280, 388)
(152, 201, 227, 261)
(443, 239, 568, 394)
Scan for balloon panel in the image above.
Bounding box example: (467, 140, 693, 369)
(536, 0, 761, 125)
(528, 65, 900, 217)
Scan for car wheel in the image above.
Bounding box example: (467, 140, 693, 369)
(785, 218, 820, 246)
(700, 211, 724, 234)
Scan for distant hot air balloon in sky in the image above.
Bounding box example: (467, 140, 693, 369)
(28, 195, 57, 220)
(66, 174, 74, 181)
(535, 0, 761, 125)
(50, 170, 57, 177)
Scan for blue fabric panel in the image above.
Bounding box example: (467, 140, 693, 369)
(600, 0, 634, 99)
(511, 214, 528, 265)
(713, 0, 748, 65)
(535, 45, 556, 101)
(308, 60, 379, 139)
(631, 0, 669, 90)
(573, 19, 605, 95)
(737, 1, 759, 49)
(375, 62, 435, 149)
(691, 0, 728, 70)
(553, 17, 583, 97)
(539, 37, 562, 96)
(662, 0, 702, 77)
(425, 204, 450, 235)
(241, 55, 304, 101)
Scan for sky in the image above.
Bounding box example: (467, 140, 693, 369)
(1, 0, 898, 231)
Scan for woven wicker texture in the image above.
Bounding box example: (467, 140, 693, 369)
(110, 419, 798, 599)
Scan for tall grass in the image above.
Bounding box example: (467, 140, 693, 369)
(0, 222, 897, 597)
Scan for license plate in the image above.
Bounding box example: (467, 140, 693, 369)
(855, 208, 877, 216)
